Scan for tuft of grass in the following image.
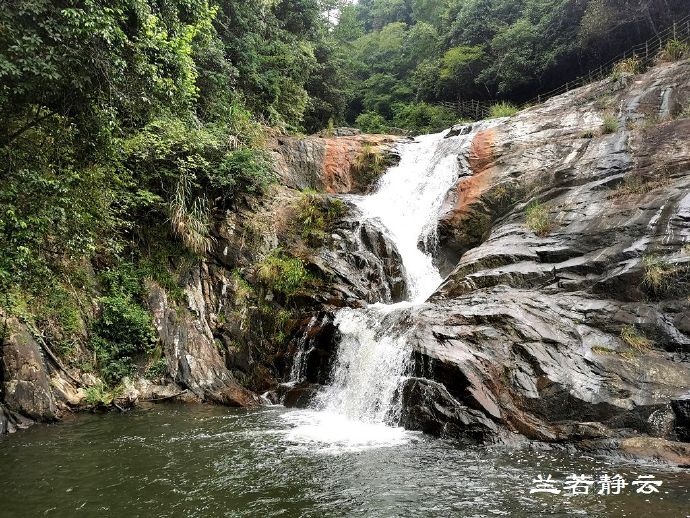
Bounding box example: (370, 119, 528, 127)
(662, 39, 689, 61)
(592, 345, 638, 360)
(257, 250, 310, 297)
(611, 56, 642, 80)
(616, 169, 669, 196)
(525, 201, 552, 236)
(642, 254, 677, 292)
(580, 130, 595, 139)
(489, 102, 519, 118)
(293, 190, 347, 244)
(620, 324, 653, 350)
(601, 115, 619, 134)
(169, 173, 215, 255)
(352, 144, 392, 187)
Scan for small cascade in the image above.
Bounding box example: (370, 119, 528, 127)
(284, 125, 488, 449)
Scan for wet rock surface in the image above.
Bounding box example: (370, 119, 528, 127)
(270, 134, 401, 194)
(147, 281, 262, 407)
(398, 377, 499, 443)
(404, 61, 690, 448)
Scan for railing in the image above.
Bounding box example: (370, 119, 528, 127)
(437, 13, 690, 120)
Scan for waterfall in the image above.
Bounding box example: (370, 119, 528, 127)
(284, 126, 486, 450)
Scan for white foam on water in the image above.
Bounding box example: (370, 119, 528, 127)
(284, 127, 486, 452)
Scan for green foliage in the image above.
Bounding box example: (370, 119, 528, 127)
(620, 324, 653, 350)
(90, 265, 158, 386)
(662, 39, 689, 61)
(489, 102, 520, 118)
(334, 0, 687, 130)
(525, 202, 552, 236)
(145, 358, 168, 381)
(352, 145, 389, 186)
(84, 383, 123, 406)
(355, 112, 391, 133)
(393, 103, 459, 134)
(601, 115, 619, 134)
(257, 251, 310, 297)
(291, 191, 347, 246)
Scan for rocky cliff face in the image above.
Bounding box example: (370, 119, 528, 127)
(397, 60, 690, 458)
(0, 129, 405, 433)
(4, 57, 690, 463)
(270, 132, 401, 194)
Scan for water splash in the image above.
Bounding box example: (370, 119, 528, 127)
(285, 127, 485, 450)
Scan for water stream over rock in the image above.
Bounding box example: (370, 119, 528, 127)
(286, 128, 487, 450)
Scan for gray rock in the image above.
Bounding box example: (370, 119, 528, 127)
(147, 280, 262, 407)
(398, 377, 499, 443)
(1, 318, 58, 421)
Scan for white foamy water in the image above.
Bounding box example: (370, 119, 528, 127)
(284, 127, 486, 451)
(356, 132, 464, 302)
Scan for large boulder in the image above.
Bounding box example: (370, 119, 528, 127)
(147, 279, 262, 407)
(1, 318, 58, 422)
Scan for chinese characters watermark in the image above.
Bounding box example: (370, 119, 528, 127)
(529, 474, 662, 496)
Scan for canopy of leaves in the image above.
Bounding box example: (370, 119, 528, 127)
(332, 0, 689, 131)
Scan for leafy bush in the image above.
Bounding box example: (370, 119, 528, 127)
(489, 102, 519, 118)
(257, 251, 310, 297)
(90, 265, 158, 386)
(662, 39, 689, 61)
(84, 383, 123, 406)
(392, 102, 459, 134)
(525, 202, 552, 236)
(355, 112, 390, 134)
(601, 115, 619, 134)
(144, 357, 168, 381)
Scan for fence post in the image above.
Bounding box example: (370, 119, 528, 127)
(673, 22, 677, 39)
(645, 41, 649, 60)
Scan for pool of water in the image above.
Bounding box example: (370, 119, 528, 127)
(0, 404, 688, 517)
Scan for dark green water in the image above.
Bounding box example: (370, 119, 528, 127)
(0, 404, 688, 517)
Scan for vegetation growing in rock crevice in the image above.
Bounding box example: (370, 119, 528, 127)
(601, 115, 619, 134)
(620, 324, 653, 350)
(525, 202, 553, 236)
(489, 102, 519, 119)
(662, 39, 689, 61)
(257, 250, 311, 298)
(352, 145, 397, 189)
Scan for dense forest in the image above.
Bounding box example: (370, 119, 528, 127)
(335, 0, 689, 132)
(0, 0, 688, 386)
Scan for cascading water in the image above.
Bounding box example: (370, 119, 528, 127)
(284, 126, 487, 451)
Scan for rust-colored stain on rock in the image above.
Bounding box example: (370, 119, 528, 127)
(322, 134, 399, 194)
(323, 138, 358, 194)
(450, 128, 497, 218)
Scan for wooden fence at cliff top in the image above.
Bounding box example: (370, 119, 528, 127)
(438, 12, 690, 121)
